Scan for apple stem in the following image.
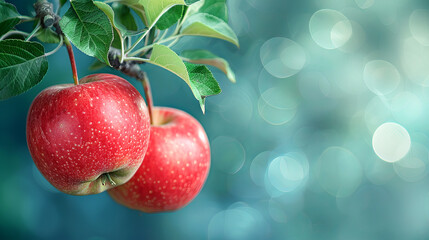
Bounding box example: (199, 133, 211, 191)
(101, 173, 116, 186)
(33, 1, 78, 84)
(64, 37, 79, 85)
(141, 72, 154, 125)
(106, 173, 117, 186)
(101, 175, 106, 186)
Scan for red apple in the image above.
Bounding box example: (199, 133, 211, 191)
(26, 74, 150, 195)
(108, 107, 210, 212)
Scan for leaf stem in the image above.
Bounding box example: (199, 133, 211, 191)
(167, 37, 180, 48)
(125, 4, 178, 55)
(0, 30, 30, 41)
(44, 35, 64, 57)
(64, 37, 79, 85)
(125, 29, 150, 55)
(120, 37, 125, 63)
(18, 16, 36, 22)
(129, 35, 182, 57)
(153, 29, 161, 42)
(123, 57, 150, 63)
(25, 22, 41, 41)
(140, 73, 154, 124)
(158, 28, 170, 41)
(171, 20, 183, 36)
(127, 36, 131, 49)
(144, 32, 149, 47)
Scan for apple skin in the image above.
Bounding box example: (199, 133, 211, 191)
(108, 107, 210, 213)
(26, 74, 150, 195)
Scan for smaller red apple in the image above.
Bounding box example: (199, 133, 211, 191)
(26, 74, 150, 195)
(108, 107, 210, 212)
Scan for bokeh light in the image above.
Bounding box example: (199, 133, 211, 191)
(372, 122, 411, 163)
(363, 60, 401, 96)
(309, 9, 352, 49)
(267, 153, 309, 193)
(258, 86, 299, 125)
(338, 21, 366, 53)
(409, 9, 429, 46)
(249, 151, 271, 187)
(259, 37, 306, 78)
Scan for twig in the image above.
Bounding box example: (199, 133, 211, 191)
(0, 30, 30, 41)
(44, 35, 64, 56)
(25, 21, 41, 41)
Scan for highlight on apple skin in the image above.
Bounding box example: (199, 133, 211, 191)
(26, 74, 151, 195)
(108, 107, 211, 213)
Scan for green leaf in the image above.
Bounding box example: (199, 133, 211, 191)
(156, 5, 183, 30)
(93, 1, 124, 50)
(181, 49, 235, 83)
(111, 2, 137, 31)
(186, 63, 220, 96)
(118, 1, 146, 26)
(0, 39, 48, 100)
(120, 0, 185, 27)
(182, 0, 226, 23)
(180, 13, 239, 46)
(59, 0, 113, 65)
(111, 29, 122, 49)
(147, 44, 219, 112)
(182, 0, 203, 21)
(149, 44, 189, 84)
(199, 0, 227, 22)
(36, 28, 61, 44)
(0, 1, 21, 36)
(95, 2, 146, 40)
(185, 62, 221, 112)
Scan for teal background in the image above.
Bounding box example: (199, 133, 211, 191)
(3, 0, 429, 239)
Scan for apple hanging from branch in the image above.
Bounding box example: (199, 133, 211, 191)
(108, 107, 210, 212)
(106, 65, 211, 212)
(27, 73, 151, 195)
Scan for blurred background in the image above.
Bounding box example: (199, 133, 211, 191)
(3, 0, 429, 239)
